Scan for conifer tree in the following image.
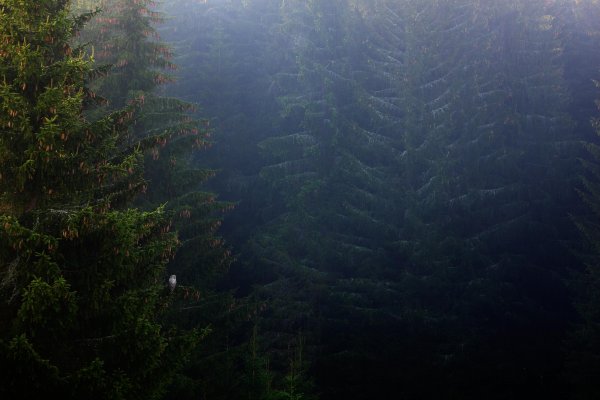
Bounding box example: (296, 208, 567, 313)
(79, 2, 252, 399)
(0, 1, 199, 398)
(76, 0, 175, 108)
(363, 1, 579, 396)
(76, 0, 232, 287)
(562, 3, 600, 398)
(568, 78, 600, 400)
(149, 0, 594, 398)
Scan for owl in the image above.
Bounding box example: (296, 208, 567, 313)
(169, 275, 177, 292)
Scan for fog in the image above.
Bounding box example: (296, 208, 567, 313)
(151, 1, 600, 398)
(3, 0, 600, 399)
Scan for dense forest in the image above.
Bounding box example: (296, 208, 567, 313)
(1, 0, 600, 399)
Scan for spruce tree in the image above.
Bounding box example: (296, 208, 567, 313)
(77, 2, 244, 399)
(75, 0, 232, 287)
(563, 4, 600, 398)
(568, 80, 600, 400)
(0, 1, 199, 398)
(75, 0, 175, 109)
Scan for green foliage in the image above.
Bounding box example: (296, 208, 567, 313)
(0, 1, 202, 398)
(567, 70, 600, 398)
(18, 276, 77, 337)
(75, 0, 175, 108)
(0, 2, 141, 213)
(73, 2, 239, 399)
(77, 0, 233, 286)
(159, 0, 591, 398)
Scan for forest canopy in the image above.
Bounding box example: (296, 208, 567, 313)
(2, 0, 600, 399)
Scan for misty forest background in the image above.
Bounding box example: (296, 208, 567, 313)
(2, 0, 600, 399)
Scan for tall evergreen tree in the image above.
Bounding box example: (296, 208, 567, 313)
(73, 0, 233, 291)
(158, 2, 323, 398)
(567, 1, 600, 389)
(0, 1, 200, 398)
(150, 0, 596, 398)
(568, 82, 600, 400)
(360, 1, 580, 396)
(75, 0, 175, 108)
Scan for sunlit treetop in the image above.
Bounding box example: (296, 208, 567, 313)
(0, 0, 150, 215)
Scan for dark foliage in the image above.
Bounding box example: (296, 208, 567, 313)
(3, 0, 600, 399)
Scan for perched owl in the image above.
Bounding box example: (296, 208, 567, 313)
(169, 275, 177, 292)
